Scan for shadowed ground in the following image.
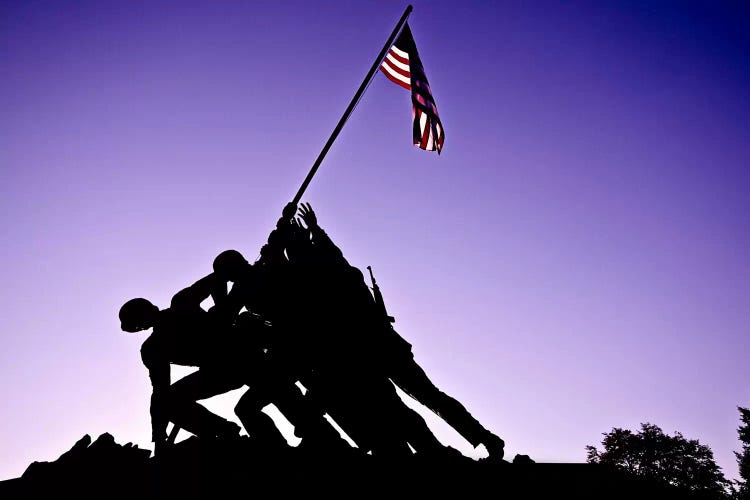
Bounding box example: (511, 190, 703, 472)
(0, 432, 718, 499)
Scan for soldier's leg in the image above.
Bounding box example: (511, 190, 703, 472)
(304, 369, 386, 454)
(316, 371, 412, 457)
(361, 377, 416, 458)
(394, 401, 448, 455)
(165, 369, 243, 439)
(233, 386, 288, 447)
(272, 384, 348, 449)
(242, 359, 346, 449)
(390, 356, 504, 459)
(317, 373, 454, 457)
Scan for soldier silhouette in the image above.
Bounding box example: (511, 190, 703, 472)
(213, 250, 434, 456)
(213, 203, 458, 457)
(120, 274, 243, 455)
(210, 245, 348, 449)
(295, 202, 506, 461)
(119, 273, 296, 455)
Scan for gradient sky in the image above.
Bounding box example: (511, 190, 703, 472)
(2, 0, 749, 481)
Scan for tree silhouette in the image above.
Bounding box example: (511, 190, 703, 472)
(735, 407, 750, 500)
(586, 423, 731, 499)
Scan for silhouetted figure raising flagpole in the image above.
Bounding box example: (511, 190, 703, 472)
(294, 203, 504, 460)
(211, 205, 444, 457)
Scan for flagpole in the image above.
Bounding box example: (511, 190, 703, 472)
(291, 5, 413, 205)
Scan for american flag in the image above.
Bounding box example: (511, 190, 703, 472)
(380, 22, 444, 154)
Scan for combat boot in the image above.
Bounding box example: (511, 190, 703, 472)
(482, 434, 505, 462)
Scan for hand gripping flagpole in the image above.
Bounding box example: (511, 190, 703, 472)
(291, 5, 413, 205)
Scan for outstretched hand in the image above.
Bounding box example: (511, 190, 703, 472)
(290, 216, 308, 234)
(297, 202, 318, 229)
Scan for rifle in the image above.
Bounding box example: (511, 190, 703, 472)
(367, 266, 395, 325)
(367, 266, 414, 354)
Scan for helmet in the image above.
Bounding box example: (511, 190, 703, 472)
(213, 249, 248, 280)
(119, 298, 158, 332)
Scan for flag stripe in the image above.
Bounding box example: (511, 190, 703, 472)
(390, 45, 409, 61)
(382, 56, 410, 79)
(419, 110, 429, 149)
(385, 52, 410, 72)
(379, 65, 411, 90)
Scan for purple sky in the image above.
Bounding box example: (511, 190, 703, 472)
(2, 0, 749, 481)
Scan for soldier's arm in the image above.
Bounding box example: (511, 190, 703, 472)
(311, 225, 343, 256)
(171, 273, 223, 311)
(210, 274, 228, 305)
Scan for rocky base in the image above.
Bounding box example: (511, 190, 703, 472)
(0, 433, 717, 499)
